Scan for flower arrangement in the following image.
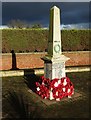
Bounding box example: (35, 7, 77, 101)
(36, 76, 74, 101)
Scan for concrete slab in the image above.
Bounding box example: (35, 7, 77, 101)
(28, 89, 84, 106)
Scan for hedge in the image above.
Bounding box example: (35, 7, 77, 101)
(2, 29, 90, 53)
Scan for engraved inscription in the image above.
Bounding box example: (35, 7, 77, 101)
(52, 62, 65, 79)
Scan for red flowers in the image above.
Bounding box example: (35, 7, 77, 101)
(36, 76, 74, 101)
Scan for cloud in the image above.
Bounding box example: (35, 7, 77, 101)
(61, 23, 89, 29)
(2, 2, 89, 28)
(61, 2, 89, 24)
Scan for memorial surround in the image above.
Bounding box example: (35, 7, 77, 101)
(36, 6, 74, 101)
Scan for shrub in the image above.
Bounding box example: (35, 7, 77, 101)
(2, 29, 90, 53)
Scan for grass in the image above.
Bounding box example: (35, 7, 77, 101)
(2, 71, 90, 119)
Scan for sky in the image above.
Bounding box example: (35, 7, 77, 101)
(1, 2, 90, 29)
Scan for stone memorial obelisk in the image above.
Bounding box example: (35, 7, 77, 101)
(42, 6, 69, 80)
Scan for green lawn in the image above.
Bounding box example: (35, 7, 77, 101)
(2, 71, 90, 119)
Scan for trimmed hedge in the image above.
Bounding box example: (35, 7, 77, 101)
(2, 29, 90, 53)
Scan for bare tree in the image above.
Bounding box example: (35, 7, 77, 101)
(31, 23, 42, 28)
(7, 19, 29, 29)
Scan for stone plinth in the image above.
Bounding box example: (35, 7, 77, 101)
(42, 55, 69, 80)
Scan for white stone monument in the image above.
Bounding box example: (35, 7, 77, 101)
(42, 6, 69, 80)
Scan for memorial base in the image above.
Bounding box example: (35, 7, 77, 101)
(41, 54, 70, 80)
(28, 89, 83, 106)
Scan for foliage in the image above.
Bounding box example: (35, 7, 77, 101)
(7, 91, 40, 119)
(2, 77, 41, 119)
(61, 29, 90, 51)
(2, 29, 90, 53)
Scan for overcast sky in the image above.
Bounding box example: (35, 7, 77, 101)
(2, 2, 90, 28)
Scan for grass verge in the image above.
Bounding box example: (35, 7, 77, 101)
(2, 71, 90, 119)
